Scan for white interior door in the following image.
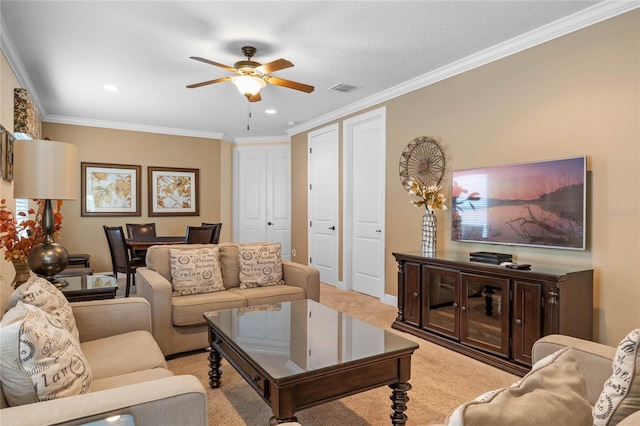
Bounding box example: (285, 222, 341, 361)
(343, 107, 386, 300)
(235, 148, 267, 243)
(234, 145, 291, 260)
(308, 124, 339, 287)
(267, 148, 291, 260)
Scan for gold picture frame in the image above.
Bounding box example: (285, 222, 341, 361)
(0, 125, 6, 180)
(148, 166, 199, 217)
(1, 128, 15, 181)
(81, 162, 141, 217)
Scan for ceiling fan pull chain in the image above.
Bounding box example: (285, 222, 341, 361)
(247, 101, 252, 131)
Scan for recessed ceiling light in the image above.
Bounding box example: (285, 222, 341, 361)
(104, 84, 119, 92)
(265, 109, 277, 114)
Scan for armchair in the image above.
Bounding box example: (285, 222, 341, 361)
(444, 333, 639, 425)
(0, 295, 207, 426)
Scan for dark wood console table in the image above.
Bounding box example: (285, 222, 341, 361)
(392, 252, 593, 375)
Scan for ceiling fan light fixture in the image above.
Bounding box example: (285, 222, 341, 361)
(232, 75, 266, 97)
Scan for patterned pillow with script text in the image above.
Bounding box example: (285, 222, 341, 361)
(0, 302, 92, 406)
(238, 243, 284, 289)
(593, 328, 640, 425)
(7, 275, 79, 341)
(169, 247, 224, 296)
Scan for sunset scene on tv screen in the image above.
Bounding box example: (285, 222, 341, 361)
(451, 157, 585, 250)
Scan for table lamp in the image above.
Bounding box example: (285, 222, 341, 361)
(13, 139, 78, 283)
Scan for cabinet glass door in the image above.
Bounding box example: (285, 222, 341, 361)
(422, 266, 459, 338)
(460, 273, 510, 357)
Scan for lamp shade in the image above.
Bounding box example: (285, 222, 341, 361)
(13, 139, 78, 200)
(232, 76, 266, 96)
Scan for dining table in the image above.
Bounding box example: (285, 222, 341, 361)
(125, 236, 186, 250)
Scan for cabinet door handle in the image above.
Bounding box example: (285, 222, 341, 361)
(515, 319, 522, 326)
(452, 302, 458, 308)
(267, 221, 274, 226)
(461, 306, 467, 311)
(413, 292, 419, 298)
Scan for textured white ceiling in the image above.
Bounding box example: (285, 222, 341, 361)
(0, 1, 619, 141)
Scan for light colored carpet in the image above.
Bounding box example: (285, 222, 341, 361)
(166, 284, 518, 425)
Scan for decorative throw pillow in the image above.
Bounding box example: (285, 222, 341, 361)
(7, 276, 79, 341)
(447, 347, 591, 426)
(0, 302, 92, 406)
(169, 247, 224, 296)
(593, 328, 640, 425)
(238, 243, 284, 289)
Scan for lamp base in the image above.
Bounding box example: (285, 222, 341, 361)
(27, 242, 69, 285)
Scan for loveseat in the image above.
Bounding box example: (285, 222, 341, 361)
(137, 242, 320, 356)
(445, 331, 639, 425)
(0, 277, 207, 426)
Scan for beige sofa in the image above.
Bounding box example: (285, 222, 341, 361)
(0, 293, 207, 426)
(533, 334, 640, 425)
(137, 243, 320, 356)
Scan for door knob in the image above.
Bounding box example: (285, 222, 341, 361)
(328, 226, 336, 230)
(267, 221, 273, 226)
(515, 319, 522, 326)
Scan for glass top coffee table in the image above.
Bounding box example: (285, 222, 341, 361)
(58, 274, 118, 302)
(204, 299, 418, 425)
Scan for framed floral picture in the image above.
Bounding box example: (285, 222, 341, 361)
(148, 167, 199, 216)
(3, 131, 15, 181)
(0, 125, 6, 180)
(81, 162, 141, 216)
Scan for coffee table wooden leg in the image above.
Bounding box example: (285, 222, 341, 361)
(208, 347, 222, 388)
(269, 415, 299, 425)
(389, 381, 411, 426)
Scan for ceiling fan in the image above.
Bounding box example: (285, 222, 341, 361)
(186, 46, 314, 102)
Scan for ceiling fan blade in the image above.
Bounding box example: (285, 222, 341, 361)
(266, 76, 314, 93)
(189, 56, 235, 71)
(248, 92, 262, 102)
(256, 58, 294, 74)
(186, 76, 232, 89)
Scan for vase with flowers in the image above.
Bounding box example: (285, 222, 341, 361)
(405, 178, 447, 256)
(0, 198, 63, 287)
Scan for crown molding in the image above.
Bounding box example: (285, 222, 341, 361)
(288, 0, 640, 136)
(44, 115, 225, 140)
(0, 16, 46, 119)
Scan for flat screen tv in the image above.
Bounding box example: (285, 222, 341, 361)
(451, 156, 586, 250)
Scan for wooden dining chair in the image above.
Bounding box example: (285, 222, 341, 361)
(126, 222, 157, 259)
(185, 226, 215, 244)
(104, 225, 146, 297)
(201, 222, 222, 244)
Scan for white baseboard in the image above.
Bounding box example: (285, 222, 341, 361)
(384, 293, 398, 308)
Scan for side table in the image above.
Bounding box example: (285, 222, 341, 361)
(58, 274, 118, 302)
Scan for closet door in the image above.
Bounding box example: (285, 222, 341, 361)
(234, 145, 291, 260)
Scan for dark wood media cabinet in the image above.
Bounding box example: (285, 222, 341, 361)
(392, 252, 593, 375)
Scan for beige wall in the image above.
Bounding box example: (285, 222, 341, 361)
(40, 122, 231, 273)
(0, 51, 21, 286)
(291, 10, 640, 346)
